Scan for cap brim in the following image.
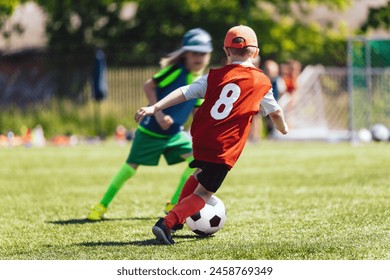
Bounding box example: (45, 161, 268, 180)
(182, 45, 213, 53)
(166, 48, 186, 58)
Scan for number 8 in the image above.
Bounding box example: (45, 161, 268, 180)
(210, 83, 241, 120)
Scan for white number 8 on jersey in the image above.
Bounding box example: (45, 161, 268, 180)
(210, 83, 241, 120)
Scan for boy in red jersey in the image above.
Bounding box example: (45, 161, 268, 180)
(135, 25, 288, 245)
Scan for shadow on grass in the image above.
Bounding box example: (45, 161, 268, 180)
(47, 217, 156, 225)
(76, 235, 213, 247)
(78, 239, 163, 246)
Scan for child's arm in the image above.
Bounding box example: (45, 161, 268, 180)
(143, 78, 174, 130)
(269, 110, 288, 134)
(143, 78, 158, 105)
(135, 88, 186, 123)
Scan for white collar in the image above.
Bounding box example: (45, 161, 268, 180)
(231, 60, 254, 67)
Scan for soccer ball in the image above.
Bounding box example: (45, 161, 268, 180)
(370, 123, 390, 142)
(186, 195, 226, 236)
(357, 128, 372, 142)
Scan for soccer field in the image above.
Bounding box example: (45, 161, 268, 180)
(0, 140, 389, 260)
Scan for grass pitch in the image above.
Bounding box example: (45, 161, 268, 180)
(0, 140, 389, 260)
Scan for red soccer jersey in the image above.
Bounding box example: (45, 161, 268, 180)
(191, 64, 272, 168)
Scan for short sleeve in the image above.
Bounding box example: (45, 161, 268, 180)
(181, 74, 208, 100)
(260, 89, 282, 116)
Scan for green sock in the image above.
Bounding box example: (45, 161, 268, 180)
(169, 156, 195, 204)
(100, 163, 136, 207)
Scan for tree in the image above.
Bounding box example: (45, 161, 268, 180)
(124, 0, 353, 65)
(34, 0, 132, 51)
(361, 1, 390, 32)
(2, 0, 355, 66)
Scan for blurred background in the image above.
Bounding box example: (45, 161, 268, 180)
(0, 0, 389, 146)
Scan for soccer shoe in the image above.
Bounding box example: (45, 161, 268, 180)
(170, 223, 184, 234)
(152, 218, 175, 245)
(86, 203, 107, 221)
(164, 202, 176, 214)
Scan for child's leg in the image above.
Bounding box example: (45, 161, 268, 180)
(178, 174, 199, 202)
(153, 161, 228, 244)
(166, 162, 228, 227)
(165, 193, 206, 228)
(100, 163, 136, 207)
(168, 156, 195, 205)
(167, 171, 200, 228)
(164, 132, 194, 212)
(87, 163, 136, 221)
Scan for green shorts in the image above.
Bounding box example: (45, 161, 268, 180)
(126, 129, 192, 166)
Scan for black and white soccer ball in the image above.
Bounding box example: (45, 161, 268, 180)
(370, 123, 390, 142)
(186, 195, 226, 236)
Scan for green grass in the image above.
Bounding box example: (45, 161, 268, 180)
(0, 140, 389, 260)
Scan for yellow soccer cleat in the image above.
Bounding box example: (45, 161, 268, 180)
(87, 203, 107, 221)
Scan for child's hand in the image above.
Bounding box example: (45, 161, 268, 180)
(134, 106, 155, 123)
(280, 122, 288, 134)
(155, 111, 174, 130)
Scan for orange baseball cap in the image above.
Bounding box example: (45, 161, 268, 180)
(224, 25, 258, 49)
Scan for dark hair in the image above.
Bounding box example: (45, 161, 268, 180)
(228, 46, 257, 56)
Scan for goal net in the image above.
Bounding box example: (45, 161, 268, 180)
(347, 37, 390, 141)
(273, 37, 390, 142)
